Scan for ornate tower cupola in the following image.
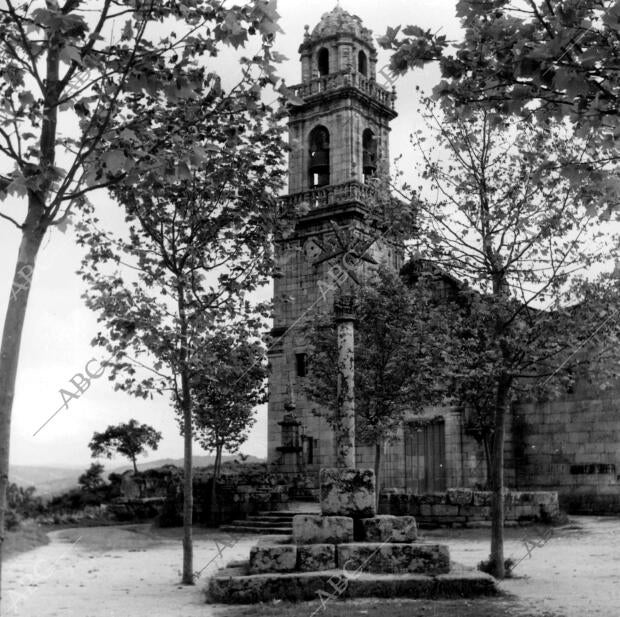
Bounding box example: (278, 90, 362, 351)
(285, 6, 397, 196)
(268, 6, 400, 475)
(300, 6, 377, 82)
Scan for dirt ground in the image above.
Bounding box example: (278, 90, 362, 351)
(2, 516, 619, 617)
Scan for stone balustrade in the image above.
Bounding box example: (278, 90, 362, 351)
(279, 180, 377, 213)
(289, 70, 396, 109)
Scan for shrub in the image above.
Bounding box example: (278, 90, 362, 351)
(7, 483, 44, 518)
(5, 509, 22, 531)
(477, 556, 516, 578)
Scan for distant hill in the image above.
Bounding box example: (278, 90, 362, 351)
(9, 465, 83, 497)
(112, 454, 264, 474)
(9, 454, 265, 496)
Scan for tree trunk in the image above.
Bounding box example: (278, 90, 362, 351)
(374, 441, 382, 512)
(210, 444, 222, 525)
(132, 456, 138, 475)
(483, 436, 493, 489)
(176, 278, 194, 585)
(0, 221, 46, 605)
(181, 371, 193, 584)
(214, 444, 223, 479)
(0, 30, 61, 607)
(489, 378, 510, 579)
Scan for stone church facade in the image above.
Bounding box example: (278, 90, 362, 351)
(267, 7, 620, 514)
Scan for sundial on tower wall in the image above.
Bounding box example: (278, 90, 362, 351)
(303, 220, 378, 286)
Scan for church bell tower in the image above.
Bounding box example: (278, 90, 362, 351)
(268, 6, 400, 477)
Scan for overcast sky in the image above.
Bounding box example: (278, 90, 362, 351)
(0, 0, 462, 471)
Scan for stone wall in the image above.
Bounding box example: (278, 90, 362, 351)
(120, 464, 309, 526)
(513, 392, 620, 513)
(378, 488, 560, 528)
(208, 468, 303, 524)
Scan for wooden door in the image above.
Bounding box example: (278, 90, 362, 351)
(405, 419, 446, 493)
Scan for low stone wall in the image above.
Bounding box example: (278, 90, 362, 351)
(209, 474, 290, 524)
(558, 490, 620, 514)
(379, 488, 560, 527)
(121, 464, 315, 526)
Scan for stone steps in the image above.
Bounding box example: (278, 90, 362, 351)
(220, 525, 293, 535)
(208, 471, 500, 605)
(220, 510, 318, 535)
(258, 510, 319, 517)
(249, 515, 295, 522)
(230, 519, 293, 528)
(207, 565, 498, 603)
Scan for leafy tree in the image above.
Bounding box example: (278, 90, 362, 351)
(0, 0, 282, 591)
(89, 419, 162, 474)
(391, 101, 619, 578)
(192, 327, 265, 482)
(381, 1, 618, 123)
(78, 462, 105, 492)
(381, 4, 620, 574)
(78, 70, 285, 583)
(6, 483, 42, 520)
(379, 1, 619, 186)
(304, 267, 453, 506)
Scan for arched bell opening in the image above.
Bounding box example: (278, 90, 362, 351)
(309, 125, 330, 188)
(358, 50, 368, 77)
(317, 47, 330, 76)
(362, 128, 377, 182)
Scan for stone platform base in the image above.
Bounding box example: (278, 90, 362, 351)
(206, 565, 497, 604)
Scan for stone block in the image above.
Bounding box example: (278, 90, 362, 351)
(360, 515, 418, 543)
(297, 544, 336, 572)
(504, 506, 518, 521)
(437, 516, 467, 526)
(338, 542, 450, 575)
(514, 491, 534, 504)
(515, 505, 537, 519)
(345, 573, 435, 599)
(473, 491, 492, 506)
(447, 488, 473, 506)
(207, 565, 498, 604)
(419, 492, 446, 505)
(434, 571, 498, 597)
(320, 468, 375, 518)
(431, 504, 459, 517)
(381, 488, 405, 495)
(420, 504, 432, 517)
(292, 514, 353, 544)
(383, 493, 411, 516)
(249, 544, 297, 574)
(534, 491, 559, 506)
(503, 492, 518, 507)
(540, 502, 560, 518)
(461, 505, 490, 520)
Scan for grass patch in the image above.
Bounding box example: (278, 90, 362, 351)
(3, 522, 49, 559)
(225, 597, 563, 617)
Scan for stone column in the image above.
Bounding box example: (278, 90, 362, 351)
(334, 295, 356, 467)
